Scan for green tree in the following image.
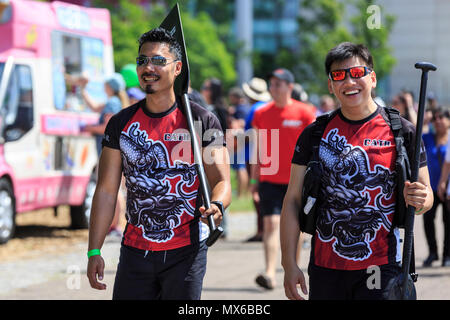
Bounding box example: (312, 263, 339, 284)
(106, 0, 155, 72)
(176, 0, 238, 89)
(349, 0, 396, 82)
(182, 11, 236, 90)
(96, 0, 236, 90)
(296, 0, 396, 97)
(180, 0, 235, 46)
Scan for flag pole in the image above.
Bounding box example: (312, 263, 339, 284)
(160, 3, 223, 246)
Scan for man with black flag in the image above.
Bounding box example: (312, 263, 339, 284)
(86, 24, 231, 299)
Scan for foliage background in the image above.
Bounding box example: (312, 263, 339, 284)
(93, 0, 395, 98)
(95, 0, 236, 91)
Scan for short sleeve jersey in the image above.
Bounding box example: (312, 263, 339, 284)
(102, 98, 224, 251)
(252, 100, 316, 185)
(292, 106, 427, 270)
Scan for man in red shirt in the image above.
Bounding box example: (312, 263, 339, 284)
(250, 68, 316, 289)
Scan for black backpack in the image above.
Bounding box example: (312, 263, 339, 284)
(299, 106, 411, 235)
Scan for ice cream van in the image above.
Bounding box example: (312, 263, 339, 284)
(0, 0, 115, 243)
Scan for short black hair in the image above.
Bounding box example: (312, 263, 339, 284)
(138, 27, 182, 61)
(432, 106, 450, 119)
(207, 77, 224, 107)
(325, 42, 374, 75)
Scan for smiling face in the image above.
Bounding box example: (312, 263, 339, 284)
(328, 56, 377, 113)
(137, 41, 182, 96)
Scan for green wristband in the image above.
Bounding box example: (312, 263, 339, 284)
(250, 178, 258, 185)
(87, 249, 101, 258)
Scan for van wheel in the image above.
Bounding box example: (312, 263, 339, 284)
(70, 175, 96, 229)
(0, 179, 15, 244)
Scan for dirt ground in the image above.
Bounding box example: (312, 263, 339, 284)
(0, 206, 125, 262)
(0, 208, 449, 300)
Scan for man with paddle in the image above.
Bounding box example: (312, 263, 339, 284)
(280, 42, 434, 300)
(86, 8, 231, 300)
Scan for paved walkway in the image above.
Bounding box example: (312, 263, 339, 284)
(0, 210, 449, 300)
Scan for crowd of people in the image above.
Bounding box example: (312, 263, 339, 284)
(81, 26, 450, 301)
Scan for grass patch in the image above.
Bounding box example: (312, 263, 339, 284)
(228, 194, 254, 213)
(228, 169, 254, 213)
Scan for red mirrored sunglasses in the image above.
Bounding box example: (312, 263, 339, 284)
(329, 66, 372, 81)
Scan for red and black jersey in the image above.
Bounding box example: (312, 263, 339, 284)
(292, 106, 427, 270)
(102, 98, 224, 251)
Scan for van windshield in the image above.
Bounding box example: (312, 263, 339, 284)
(0, 63, 34, 141)
(0, 62, 5, 107)
(0, 62, 4, 80)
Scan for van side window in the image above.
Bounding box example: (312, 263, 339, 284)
(51, 31, 106, 112)
(2, 65, 34, 142)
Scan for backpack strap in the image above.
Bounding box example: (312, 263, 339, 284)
(384, 106, 412, 184)
(385, 106, 402, 131)
(385, 107, 410, 164)
(310, 110, 339, 162)
(299, 110, 337, 234)
(384, 106, 417, 282)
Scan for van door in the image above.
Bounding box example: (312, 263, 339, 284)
(0, 61, 39, 212)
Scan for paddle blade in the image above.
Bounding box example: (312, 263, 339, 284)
(385, 273, 417, 300)
(159, 3, 190, 96)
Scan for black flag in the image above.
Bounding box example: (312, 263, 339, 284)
(159, 3, 224, 246)
(160, 3, 189, 96)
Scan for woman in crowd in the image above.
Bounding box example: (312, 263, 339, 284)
(422, 106, 450, 267)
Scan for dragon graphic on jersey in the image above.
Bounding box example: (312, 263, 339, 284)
(120, 122, 197, 243)
(316, 129, 395, 260)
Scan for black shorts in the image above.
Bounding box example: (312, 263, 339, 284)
(258, 182, 288, 216)
(308, 263, 402, 300)
(112, 240, 208, 300)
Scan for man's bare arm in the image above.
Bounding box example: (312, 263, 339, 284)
(86, 147, 122, 290)
(280, 164, 308, 300)
(88, 147, 123, 251)
(404, 166, 434, 215)
(201, 145, 232, 225)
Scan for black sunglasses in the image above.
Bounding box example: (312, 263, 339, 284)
(329, 66, 372, 81)
(136, 55, 178, 67)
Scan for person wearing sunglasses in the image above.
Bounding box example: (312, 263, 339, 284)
(86, 27, 231, 300)
(280, 42, 433, 300)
